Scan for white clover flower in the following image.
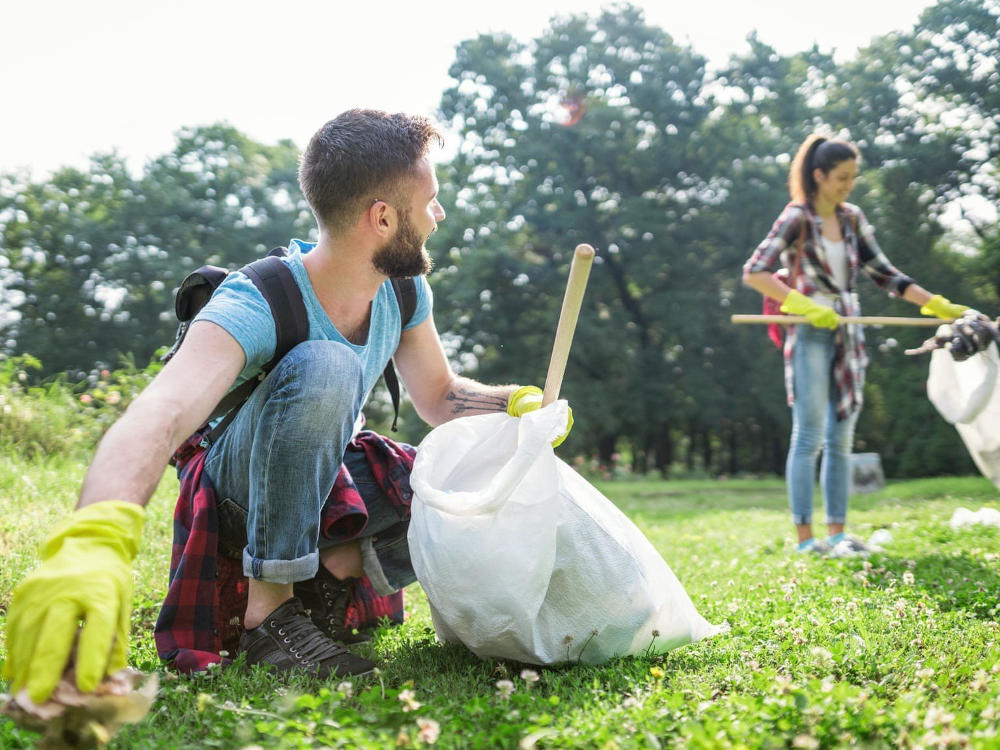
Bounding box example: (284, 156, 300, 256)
(792, 735, 819, 749)
(971, 670, 990, 691)
(398, 689, 422, 712)
(495, 679, 515, 700)
(416, 718, 441, 744)
(337, 681, 354, 698)
(902, 571, 915, 586)
(810, 646, 833, 663)
(520, 669, 540, 685)
(923, 705, 955, 729)
(916, 668, 935, 681)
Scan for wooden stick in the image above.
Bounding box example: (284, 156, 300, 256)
(731, 314, 951, 327)
(542, 244, 595, 406)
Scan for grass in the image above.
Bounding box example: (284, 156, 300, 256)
(1, 457, 998, 748)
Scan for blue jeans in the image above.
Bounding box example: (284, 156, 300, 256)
(786, 327, 859, 526)
(204, 340, 416, 594)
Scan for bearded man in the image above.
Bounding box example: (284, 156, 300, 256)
(5, 110, 572, 699)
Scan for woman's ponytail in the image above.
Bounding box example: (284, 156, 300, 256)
(788, 135, 827, 204)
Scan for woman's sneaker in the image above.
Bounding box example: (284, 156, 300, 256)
(796, 538, 831, 555)
(237, 597, 375, 678)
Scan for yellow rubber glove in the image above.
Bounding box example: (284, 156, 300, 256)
(506, 385, 574, 447)
(920, 294, 969, 320)
(4, 500, 145, 703)
(780, 290, 840, 330)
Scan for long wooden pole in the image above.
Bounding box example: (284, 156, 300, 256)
(542, 244, 595, 406)
(731, 314, 950, 327)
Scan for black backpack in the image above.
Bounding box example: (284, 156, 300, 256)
(165, 246, 417, 444)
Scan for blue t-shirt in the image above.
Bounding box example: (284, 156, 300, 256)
(194, 239, 432, 405)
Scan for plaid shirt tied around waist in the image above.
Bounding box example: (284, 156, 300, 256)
(154, 428, 414, 674)
(743, 201, 914, 421)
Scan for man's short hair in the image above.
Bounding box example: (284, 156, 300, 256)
(298, 109, 443, 234)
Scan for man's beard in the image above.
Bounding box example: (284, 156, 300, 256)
(372, 210, 433, 278)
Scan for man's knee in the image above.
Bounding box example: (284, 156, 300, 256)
(271, 340, 365, 407)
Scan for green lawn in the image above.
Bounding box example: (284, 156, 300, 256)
(1, 458, 998, 748)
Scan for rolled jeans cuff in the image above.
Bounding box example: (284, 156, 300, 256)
(791, 513, 812, 526)
(361, 537, 398, 597)
(243, 547, 318, 584)
(826, 516, 846, 525)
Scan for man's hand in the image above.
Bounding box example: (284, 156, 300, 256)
(4, 501, 145, 703)
(780, 290, 840, 330)
(920, 294, 969, 320)
(506, 385, 574, 447)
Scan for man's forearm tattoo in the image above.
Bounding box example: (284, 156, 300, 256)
(445, 387, 508, 415)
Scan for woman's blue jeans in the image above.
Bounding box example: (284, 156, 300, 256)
(203, 340, 415, 593)
(786, 327, 859, 526)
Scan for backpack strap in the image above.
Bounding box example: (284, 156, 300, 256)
(382, 278, 418, 432)
(161, 265, 230, 363)
(205, 249, 309, 444)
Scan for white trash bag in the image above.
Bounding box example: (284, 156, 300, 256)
(927, 335, 1000, 490)
(408, 401, 724, 665)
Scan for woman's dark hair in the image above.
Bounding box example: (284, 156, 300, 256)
(788, 134, 859, 204)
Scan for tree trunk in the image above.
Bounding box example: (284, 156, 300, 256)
(597, 434, 616, 465)
(702, 429, 714, 474)
(685, 423, 697, 472)
(653, 425, 673, 477)
(727, 422, 740, 475)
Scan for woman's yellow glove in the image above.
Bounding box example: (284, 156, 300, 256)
(506, 385, 574, 447)
(920, 294, 969, 320)
(3, 500, 145, 703)
(780, 290, 840, 330)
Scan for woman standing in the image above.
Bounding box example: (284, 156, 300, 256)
(743, 134, 969, 556)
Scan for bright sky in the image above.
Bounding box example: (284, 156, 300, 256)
(1, 0, 936, 177)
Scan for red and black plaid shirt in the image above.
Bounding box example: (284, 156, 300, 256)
(154, 429, 415, 674)
(744, 201, 914, 420)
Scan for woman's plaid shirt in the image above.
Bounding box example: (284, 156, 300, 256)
(743, 201, 914, 420)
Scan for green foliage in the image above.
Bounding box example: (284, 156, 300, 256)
(2, 461, 998, 748)
(0, 354, 159, 460)
(0, 125, 308, 377)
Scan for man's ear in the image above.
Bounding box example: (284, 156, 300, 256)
(366, 199, 395, 240)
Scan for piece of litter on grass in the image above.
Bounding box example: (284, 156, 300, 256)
(1, 668, 158, 749)
(868, 529, 893, 547)
(949, 507, 1000, 530)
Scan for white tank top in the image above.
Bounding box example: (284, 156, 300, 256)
(812, 237, 849, 309)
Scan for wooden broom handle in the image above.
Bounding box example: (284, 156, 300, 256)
(542, 245, 595, 406)
(731, 314, 951, 327)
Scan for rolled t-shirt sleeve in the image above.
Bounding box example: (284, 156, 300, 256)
(404, 275, 434, 330)
(193, 271, 277, 376)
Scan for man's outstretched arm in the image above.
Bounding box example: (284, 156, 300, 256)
(78, 321, 245, 508)
(5, 321, 244, 702)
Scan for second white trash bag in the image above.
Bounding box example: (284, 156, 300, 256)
(927, 336, 1000, 490)
(408, 401, 724, 665)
